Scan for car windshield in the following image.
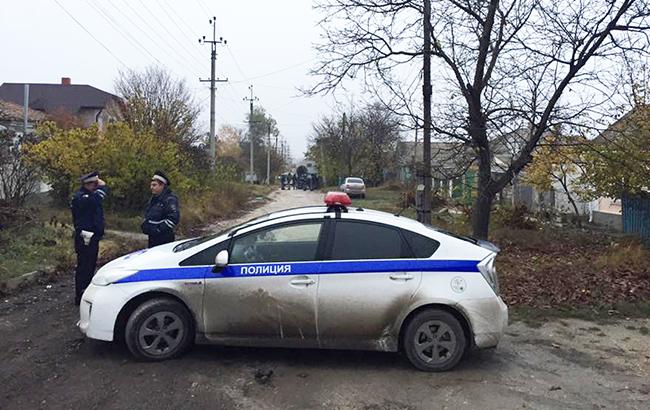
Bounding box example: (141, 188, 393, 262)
(347, 178, 363, 184)
(172, 215, 271, 252)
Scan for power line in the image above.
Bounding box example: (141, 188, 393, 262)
(85, 0, 163, 66)
(226, 45, 249, 82)
(158, 0, 208, 63)
(230, 58, 314, 83)
(162, 0, 201, 41)
(52, 0, 127, 67)
(137, 0, 206, 69)
(110, 0, 192, 72)
(195, 0, 212, 16)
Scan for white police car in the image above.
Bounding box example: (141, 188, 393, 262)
(79, 192, 507, 371)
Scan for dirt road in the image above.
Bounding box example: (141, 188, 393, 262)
(1, 190, 649, 410)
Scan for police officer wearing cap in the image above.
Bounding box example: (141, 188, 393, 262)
(71, 171, 109, 305)
(141, 171, 180, 248)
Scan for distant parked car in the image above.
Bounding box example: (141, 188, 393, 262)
(340, 177, 366, 198)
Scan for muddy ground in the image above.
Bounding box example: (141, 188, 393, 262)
(1, 190, 649, 410)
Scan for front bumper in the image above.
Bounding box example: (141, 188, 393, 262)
(78, 284, 128, 341)
(458, 296, 508, 348)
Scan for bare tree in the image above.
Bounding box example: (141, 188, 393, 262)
(0, 129, 40, 206)
(114, 66, 202, 150)
(309, 0, 650, 238)
(308, 102, 402, 185)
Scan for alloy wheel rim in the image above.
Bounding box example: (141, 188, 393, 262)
(138, 311, 184, 356)
(413, 320, 457, 364)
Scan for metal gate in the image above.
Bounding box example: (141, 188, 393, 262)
(622, 194, 650, 243)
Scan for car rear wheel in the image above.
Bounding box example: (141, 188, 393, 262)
(125, 298, 194, 361)
(403, 309, 467, 372)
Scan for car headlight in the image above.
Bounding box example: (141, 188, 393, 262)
(91, 269, 138, 286)
(478, 255, 499, 295)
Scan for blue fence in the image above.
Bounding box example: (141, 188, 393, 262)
(622, 194, 650, 244)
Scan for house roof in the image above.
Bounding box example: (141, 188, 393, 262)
(0, 82, 120, 115)
(594, 104, 650, 144)
(0, 99, 48, 122)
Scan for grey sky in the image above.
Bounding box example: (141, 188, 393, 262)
(0, 0, 346, 161)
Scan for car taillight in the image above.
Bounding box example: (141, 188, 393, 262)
(478, 254, 499, 295)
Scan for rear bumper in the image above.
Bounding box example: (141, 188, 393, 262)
(458, 296, 508, 348)
(343, 188, 366, 195)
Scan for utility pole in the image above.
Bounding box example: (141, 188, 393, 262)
(23, 84, 30, 136)
(243, 85, 258, 183)
(419, 0, 433, 225)
(199, 17, 227, 171)
(266, 123, 272, 185)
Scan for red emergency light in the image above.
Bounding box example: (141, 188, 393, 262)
(324, 191, 352, 207)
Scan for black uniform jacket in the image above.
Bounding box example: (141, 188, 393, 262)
(70, 186, 109, 238)
(141, 188, 180, 237)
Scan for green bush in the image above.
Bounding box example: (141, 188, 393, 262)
(24, 122, 196, 209)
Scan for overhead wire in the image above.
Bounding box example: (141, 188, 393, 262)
(137, 0, 206, 69)
(85, 0, 164, 66)
(109, 0, 192, 72)
(229, 58, 314, 83)
(157, 0, 208, 63)
(52, 0, 127, 67)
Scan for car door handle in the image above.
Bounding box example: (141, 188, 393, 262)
(389, 273, 414, 281)
(290, 277, 316, 286)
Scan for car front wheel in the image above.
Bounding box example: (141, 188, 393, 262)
(403, 309, 467, 371)
(125, 298, 194, 361)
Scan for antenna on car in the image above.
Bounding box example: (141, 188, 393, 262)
(395, 204, 411, 217)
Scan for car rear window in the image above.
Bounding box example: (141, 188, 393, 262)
(330, 221, 411, 260)
(402, 230, 440, 258)
(346, 178, 363, 184)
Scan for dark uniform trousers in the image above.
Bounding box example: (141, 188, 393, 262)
(148, 231, 175, 248)
(71, 184, 108, 305)
(74, 234, 99, 304)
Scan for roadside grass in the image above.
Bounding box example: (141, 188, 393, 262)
(511, 303, 650, 328)
(0, 223, 69, 282)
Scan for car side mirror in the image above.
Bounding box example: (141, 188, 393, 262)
(212, 250, 229, 273)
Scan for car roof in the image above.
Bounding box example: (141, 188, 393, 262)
(231, 204, 422, 235)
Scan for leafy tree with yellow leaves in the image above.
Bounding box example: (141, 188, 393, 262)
(523, 133, 587, 223)
(577, 105, 650, 201)
(24, 122, 194, 209)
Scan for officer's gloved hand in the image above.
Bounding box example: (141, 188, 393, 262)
(141, 221, 151, 235)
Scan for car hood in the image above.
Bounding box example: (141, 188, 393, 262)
(99, 240, 184, 272)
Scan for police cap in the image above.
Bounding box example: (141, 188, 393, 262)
(151, 170, 171, 186)
(80, 171, 99, 184)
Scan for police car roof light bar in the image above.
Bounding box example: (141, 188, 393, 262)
(324, 192, 351, 215)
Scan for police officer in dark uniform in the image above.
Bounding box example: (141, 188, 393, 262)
(71, 171, 108, 305)
(141, 171, 180, 248)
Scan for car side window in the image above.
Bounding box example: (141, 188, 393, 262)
(330, 221, 411, 260)
(402, 230, 440, 258)
(230, 222, 323, 264)
(179, 240, 230, 266)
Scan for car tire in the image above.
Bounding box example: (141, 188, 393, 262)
(361, 194, 366, 199)
(125, 298, 194, 361)
(403, 309, 467, 372)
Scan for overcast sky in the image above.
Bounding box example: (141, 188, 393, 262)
(0, 0, 353, 161)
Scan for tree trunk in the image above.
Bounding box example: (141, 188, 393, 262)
(471, 150, 494, 239)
